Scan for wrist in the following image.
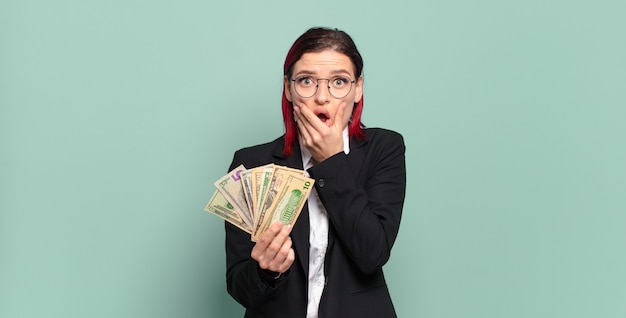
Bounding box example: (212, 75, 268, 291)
(259, 268, 282, 280)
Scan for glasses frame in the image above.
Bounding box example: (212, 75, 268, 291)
(290, 76, 356, 99)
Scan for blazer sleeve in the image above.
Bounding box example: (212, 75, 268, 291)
(224, 150, 289, 309)
(308, 130, 406, 275)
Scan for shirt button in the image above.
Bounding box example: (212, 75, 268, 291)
(318, 179, 325, 187)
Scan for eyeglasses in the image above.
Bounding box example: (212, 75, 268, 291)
(290, 76, 356, 98)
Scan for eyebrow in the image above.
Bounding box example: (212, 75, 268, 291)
(293, 69, 353, 77)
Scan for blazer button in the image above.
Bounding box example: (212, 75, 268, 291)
(318, 179, 325, 187)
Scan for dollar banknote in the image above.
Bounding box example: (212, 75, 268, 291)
(240, 170, 255, 220)
(214, 164, 253, 228)
(204, 190, 252, 234)
(252, 167, 314, 241)
(247, 164, 274, 219)
(253, 165, 276, 229)
(206, 164, 313, 241)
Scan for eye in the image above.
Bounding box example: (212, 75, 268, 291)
(331, 77, 350, 87)
(295, 77, 314, 86)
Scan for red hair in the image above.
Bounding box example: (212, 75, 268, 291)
(281, 27, 366, 156)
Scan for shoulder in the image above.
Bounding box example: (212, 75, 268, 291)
(362, 128, 405, 147)
(348, 128, 405, 165)
(234, 136, 283, 156)
(229, 136, 285, 170)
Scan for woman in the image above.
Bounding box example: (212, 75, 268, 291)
(224, 27, 406, 318)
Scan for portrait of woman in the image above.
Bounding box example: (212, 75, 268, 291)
(224, 27, 407, 318)
(4, 3, 622, 317)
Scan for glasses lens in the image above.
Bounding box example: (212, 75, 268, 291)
(293, 77, 316, 98)
(328, 76, 353, 98)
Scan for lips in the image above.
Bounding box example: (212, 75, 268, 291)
(314, 109, 331, 124)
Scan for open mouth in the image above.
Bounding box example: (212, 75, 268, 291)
(315, 111, 330, 124)
(317, 113, 329, 123)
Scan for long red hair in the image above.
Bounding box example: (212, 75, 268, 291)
(281, 27, 366, 156)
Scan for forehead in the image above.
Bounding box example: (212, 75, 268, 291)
(293, 50, 355, 75)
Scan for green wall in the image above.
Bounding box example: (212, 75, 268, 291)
(1, 1, 625, 317)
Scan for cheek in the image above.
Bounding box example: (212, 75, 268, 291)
(343, 105, 354, 126)
(290, 91, 309, 107)
(288, 86, 307, 106)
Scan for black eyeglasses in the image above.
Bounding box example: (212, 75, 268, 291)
(290, 76, 356, 98)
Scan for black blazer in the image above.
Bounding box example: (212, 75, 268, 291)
(225, 128, 406, 318)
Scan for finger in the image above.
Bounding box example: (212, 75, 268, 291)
(294, 106, 311, 140)
(278, 223, 293, 240)
(269, 224, 292, 251)
(263, 223, 292, 263)
(294, 105, 319, 146)
(257, 222, 283, 249)
(296, 104, 328, 133)
(253, 222, 288, 269)
(331, 102, 347, 130)
(294, 105, 315, 132)
(278, 248, 296, 273)
(269, 236, 293, 271)
(251, 222, 283, 264)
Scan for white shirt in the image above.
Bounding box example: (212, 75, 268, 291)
(301, 128, 350, 318)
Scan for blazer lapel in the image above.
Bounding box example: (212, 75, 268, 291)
(346, 136, 369, 181)
(326, 136, 369, 255)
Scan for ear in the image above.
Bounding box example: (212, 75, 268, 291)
(284, 76, 293, 102)
(353, 76, 363, 103)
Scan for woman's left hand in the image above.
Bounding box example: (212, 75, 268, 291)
(294, 103, 346, 162)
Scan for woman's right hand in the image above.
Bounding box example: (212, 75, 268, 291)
(251, 221, 295, 274)
(293, 103, 346, 163)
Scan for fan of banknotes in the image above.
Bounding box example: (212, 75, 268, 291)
(204, 164, 315, 241)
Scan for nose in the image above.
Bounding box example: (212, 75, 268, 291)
(314, 79, 331, 104)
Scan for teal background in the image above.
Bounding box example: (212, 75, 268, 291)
(1, 0, 625, 317)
